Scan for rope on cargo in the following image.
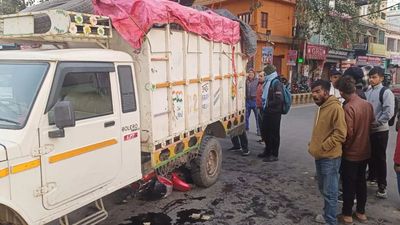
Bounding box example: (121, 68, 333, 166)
(108, 0, 153, 52)
(232, 46, 239, 116)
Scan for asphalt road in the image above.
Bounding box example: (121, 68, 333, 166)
(72, 104, 400, 225)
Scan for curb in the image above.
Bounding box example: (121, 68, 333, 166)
(292, 93, 313, 105)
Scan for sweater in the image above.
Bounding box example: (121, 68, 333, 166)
(256, 82, 264, 108)
(246, 77, 259, 102)
(365, 83, 395, 133)
(395, 130, 400, 166)
(309, 96, 347, 160)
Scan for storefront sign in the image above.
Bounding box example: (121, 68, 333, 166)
(341, 59, 356, 71)
(286, 50, 297, 66)
(356, 56, 383, 66)
(306, 44, 328, 60)
(328, 49, 348, 57)
(392, 55, 400, 65)
(261, 46, 273, 64)
(354, 43, 368, 51)
(369, 43, 386, 56)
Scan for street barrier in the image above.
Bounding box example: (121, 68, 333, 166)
(291, 93, 313, 105)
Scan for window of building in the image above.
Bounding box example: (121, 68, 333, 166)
(381, 12, 386, 20)
(117, 65, 137, 113)
(261, 12, 268, 28)
(238, 13, 252, 24)
(378, 30, 385, 44)
(49, 72, 113, 124)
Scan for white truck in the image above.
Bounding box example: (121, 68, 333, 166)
(0, 9, 247, 225)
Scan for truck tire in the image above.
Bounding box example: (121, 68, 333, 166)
(190, 136, 222, 188)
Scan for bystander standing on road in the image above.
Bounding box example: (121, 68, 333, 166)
(394, 122, 400, 209)
(329, 68, 345, 105)
(257, 65, 284, 162)
(343, 67, 367, 100)
(309, 79, 347, 225)
(365, 66, 395, 198)
(245, 69, 259, 135)
(336, 76, 375, 224)
(228, 131, 250, 156)
(256, 72, 265, 144)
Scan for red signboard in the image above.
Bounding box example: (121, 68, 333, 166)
(286, 50, 297, 66)
(306, 44, 328, 60)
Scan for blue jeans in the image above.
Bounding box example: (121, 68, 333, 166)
(246, 101, 259, 131)
(316, 157, 341, 225)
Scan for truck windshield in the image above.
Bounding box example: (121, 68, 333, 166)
(0, 62, 48, 129)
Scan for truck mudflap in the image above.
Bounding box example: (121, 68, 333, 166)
(227, 123, 246, 137)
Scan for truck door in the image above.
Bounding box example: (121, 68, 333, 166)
(39, 62, 122, 209)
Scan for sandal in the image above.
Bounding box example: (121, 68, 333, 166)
(337, 214, 354, 225)
(352, 212, 367, 223)
(311, 214, 326, 224)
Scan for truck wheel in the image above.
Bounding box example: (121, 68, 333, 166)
(190, 136, 222, 188)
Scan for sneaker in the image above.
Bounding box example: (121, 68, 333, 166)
(376, 188, 387, 199)
(257, 139, 263, 143)
(338, 188, 343, 195)
(367, 180, 378, 187)
(257, 131, 261, 136)
(263, 156, 279, 162)
(338, 194, 343, 203)
(228, 147, 242, 152)
(257, 152, 270, 158)
(242, 150, 250, 156)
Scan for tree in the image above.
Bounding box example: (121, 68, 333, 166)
(295, 0, 383, 49)
(0, 0, 26, 15)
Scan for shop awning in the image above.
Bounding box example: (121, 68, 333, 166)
(326, 54, 348, 60)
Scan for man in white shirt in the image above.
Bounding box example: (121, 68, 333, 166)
(330, 68, 345, 105)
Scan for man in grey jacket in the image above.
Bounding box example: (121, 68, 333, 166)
(365, 66, 395, 198)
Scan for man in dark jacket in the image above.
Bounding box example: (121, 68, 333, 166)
(336, 75, 375, 224)
(343, 67, 366, 100)
(258, 65, 284, 162)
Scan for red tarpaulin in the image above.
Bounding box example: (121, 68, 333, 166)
(92, 0, 241, 50)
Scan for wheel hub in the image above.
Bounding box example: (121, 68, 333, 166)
(206, 149, 218, 177)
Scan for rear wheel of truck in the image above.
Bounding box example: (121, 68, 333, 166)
(190, 136, 222, 188)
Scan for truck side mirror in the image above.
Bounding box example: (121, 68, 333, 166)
(49, 101, 75, 138)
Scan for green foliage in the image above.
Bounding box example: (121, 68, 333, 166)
(249, 0, 263, 13)
(296, 0, 382, 49)
(0, 0, 26, 15)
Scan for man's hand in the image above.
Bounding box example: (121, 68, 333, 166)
(395, 165, 400, 173)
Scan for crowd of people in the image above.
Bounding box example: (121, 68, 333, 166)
(232, 64, 400, 225)
(229, 64, 284, 162)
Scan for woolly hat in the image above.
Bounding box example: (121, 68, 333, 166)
(343, 67, 364, 80)
(263, 64, 276, 75)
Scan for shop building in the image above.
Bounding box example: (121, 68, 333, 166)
(194, 0, 296, 79)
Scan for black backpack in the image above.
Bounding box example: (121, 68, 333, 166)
(379, 87, 398, 126)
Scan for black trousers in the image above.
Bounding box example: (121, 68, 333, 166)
(231, 131, 248, 151)
(368, 131, 389, 188)
(341, 159, 368, 216)
(261, 113, 282, 157)
(257, 107, 264, 139)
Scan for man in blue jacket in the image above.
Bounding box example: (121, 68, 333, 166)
(365, 66, 395, 198)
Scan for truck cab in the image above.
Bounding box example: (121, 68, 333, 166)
(0, 49, 143, 224)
